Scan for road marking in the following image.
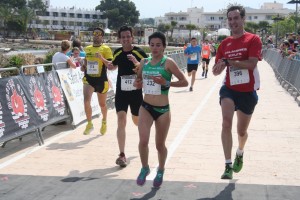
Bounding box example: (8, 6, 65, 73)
(148, 76, 223, 180)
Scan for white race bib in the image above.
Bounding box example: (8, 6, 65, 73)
(190, 53, 197, 61)
(121, 75, 137, 91)
(87, 61, 99, 74)
(143, 76, 161, 95)
(229, 66, 250, 85)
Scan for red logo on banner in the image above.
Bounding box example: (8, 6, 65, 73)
(47, 73, 65, 115)
(28, 76, 49, 121)
(6, 79, 30, 129)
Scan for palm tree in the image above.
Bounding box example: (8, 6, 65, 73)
(186, 24, 197, 40)
(170, 20, 178, 39)
(17, 7, 36, 38)
(0, 5, 15, 37)
(164, 24, 171, 40)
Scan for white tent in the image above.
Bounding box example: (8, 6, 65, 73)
(104, 28, 111, 34)
(217, 28, 231, 36)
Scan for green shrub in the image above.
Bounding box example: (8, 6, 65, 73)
(6, 55, 24, 68)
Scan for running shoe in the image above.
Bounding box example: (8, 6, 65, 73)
(233, 153, 243, 173)
(100, 120, 107, 135)
(189, 87, 193, 91)
(136, 166, 150, 186)
(221, 164, 233, 179)
(153, 169, 164, 188)
(83, 123, 94, 135)
(202, 71, 205, 77)
(116, 153, 127, 167)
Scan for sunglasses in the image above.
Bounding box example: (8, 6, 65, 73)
(93, 32, 103, 37)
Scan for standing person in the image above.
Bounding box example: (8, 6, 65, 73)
(201, 39, 214, 78)
(67, 38, 86, 57)
(102, 25, 148, 167)
(81, 27, 113, 135)
(134, 32, 188, 187)
(212, 5, 262, 179)
(184, 37, 201, 91)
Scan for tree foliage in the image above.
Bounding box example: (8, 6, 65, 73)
(139, 18, 155, 26)
(96, 0, 139, 30)
(0, 0, 46, 37)
(186, 24, 197, 39)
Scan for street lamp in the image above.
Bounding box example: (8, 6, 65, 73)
(272, 14, 284, 48)
(287, 0, 300, 34)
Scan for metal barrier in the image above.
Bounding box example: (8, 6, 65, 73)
(0, 50, 186, 147)
(263, 49, 300, 106)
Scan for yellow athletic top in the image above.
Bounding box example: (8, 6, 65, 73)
(84, 44, 113, 78)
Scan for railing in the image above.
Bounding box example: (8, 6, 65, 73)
(263, 49, 300, 106)
(0, 50, 187, 147)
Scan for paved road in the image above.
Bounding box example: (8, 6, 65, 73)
(0, 58, 300, 200)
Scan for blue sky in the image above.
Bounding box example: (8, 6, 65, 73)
(50, 0, 296, 18)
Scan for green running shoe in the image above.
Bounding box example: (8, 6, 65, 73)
(233, 154, 243, 173)
(153, 169, 164, 188)
(221, 164, 233, 179)
(136, 166, 150, 186)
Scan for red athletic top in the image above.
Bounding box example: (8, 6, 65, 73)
(216, 32, 262, 92)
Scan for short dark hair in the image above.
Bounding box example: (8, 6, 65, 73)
(148, 31, 166, 47)
(93, 27, 104, 36)
(118, 25, 133, 38)
(190, 37, 197, 41)
(72, 38, 81, 48)
(227, 5, 246, 18)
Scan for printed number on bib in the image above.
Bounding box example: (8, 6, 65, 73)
(191, 53, 197, 61)
(229, 66, 250, 85)
(87, 61, 99, 74)
(121, 75, 137, 91)
(143, 76, 161, 95)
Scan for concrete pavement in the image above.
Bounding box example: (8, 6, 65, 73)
(0, 58, 300, 200)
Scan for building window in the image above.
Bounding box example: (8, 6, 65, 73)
(77, 22, 82, 26)
(43, 20, 49, 25)
(266, 15, 272, 20)
(92, 15, 97, 19)
(210, 16, 215, 21)
(69, 13, 74, 18)
(45, 12, 50, 16)
(77, 14, 82, 18)
(254, 16, 258, 19)
(53, 12, 58, 17)
(85, 14, 90, 19)
(248, 16, 252, 20)
(53, 20, 58, 25)
(61, 13, 67, 17)
(69, 21, 74, 26)
(219, 17, 223, 20)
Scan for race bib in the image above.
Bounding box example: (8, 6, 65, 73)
(190, 53, 197, 61)
(143, 75, 161, 95)
(87, 61, 99, 74)
(121, 75, 137, 91)
(203, 50, 208, 55)
(229, 66, 250, 85)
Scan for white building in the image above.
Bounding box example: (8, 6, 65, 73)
(155, 2, 294, 31)
(31, 0, 108, 34)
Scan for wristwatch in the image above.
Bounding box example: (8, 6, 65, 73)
(222, 59, 229, 66)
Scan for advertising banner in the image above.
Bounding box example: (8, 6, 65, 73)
(0, 76, 39, 143)
(56, 68, 100, 125)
